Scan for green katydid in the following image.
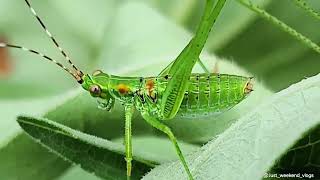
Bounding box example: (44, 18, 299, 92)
(0, 0, 255, 179)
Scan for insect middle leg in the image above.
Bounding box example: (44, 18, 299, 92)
(141, 111, 194, 180)
(124, 103, 134, 179)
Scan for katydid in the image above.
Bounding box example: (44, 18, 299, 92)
(0, 0, 254, 179)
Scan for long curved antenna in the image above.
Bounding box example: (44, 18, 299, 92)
(0, 42, 83, 83)
(24, 0, 84, 77)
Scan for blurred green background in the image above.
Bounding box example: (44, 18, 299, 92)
(0, 0, 319, 179)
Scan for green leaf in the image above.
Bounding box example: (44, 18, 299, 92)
(58, 166, 102, 180)
(0, 90, 80, 180)
(0, 133, 71, 180)
(270, 123, 320, 176)
(143, 73, 320, 179)
(0, 89, 80, 146)
(17, 116, 154, 180)
(17, 115, 200, 179)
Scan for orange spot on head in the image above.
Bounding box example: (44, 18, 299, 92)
(117, 84, 130, 94)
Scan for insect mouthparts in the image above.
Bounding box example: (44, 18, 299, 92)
(245, 80, 254, 94)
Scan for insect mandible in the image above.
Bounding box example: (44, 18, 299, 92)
(0, 0, 254, 179)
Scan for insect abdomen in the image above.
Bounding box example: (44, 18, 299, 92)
(178, 73, 251, 117)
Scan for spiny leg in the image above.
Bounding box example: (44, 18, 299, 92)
(236, 0, 320, 54)
(124, 103, 134, 179)
(160, 0, 227, 119)
(293, 0, 320, 20)
(141, 111, 194, 180)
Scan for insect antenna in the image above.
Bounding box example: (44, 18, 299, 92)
(24, 0, 84, 78)
(0, 42, 83, 83)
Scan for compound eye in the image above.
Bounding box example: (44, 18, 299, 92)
(93, 70, 103, 76)
(89, 85, 101, 96)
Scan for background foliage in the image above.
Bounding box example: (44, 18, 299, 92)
(0, 0, 319, 179)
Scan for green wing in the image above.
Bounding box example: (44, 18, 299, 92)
(160, 0, 227, 119)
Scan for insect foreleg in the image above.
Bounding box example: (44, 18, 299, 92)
(140, 111, 194, 180)
(124, 103, 134, 178)
(160, 0, 226, 119)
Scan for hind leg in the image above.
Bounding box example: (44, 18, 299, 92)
(141, 111, 194, 180)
